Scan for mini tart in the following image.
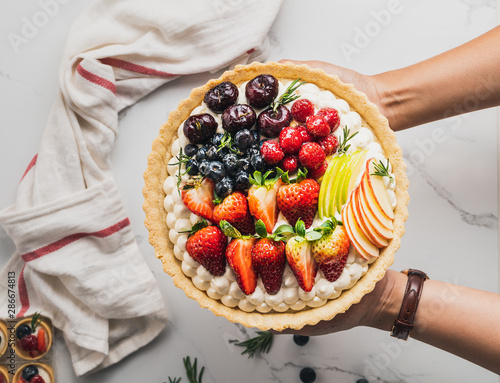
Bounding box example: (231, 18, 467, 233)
(143, 61, 409, 331)
(14, 317, 52, 360)
(0, 365, 9, 383)
(0, 320, 7, 358)
(13, 363, 54, 383)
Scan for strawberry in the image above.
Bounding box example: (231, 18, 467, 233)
(316, 134, 339, 156)
(186, 221, 227, 276)
(291, 99, 315, 123)
(286, 234, 317, 292)
(260, 140, 284, 165)
(181, 177, 215, 221)
(213, 192, 255, 235)
(30, 376, 46, 383)
(317, 107, 340, 132)
(311, 221, 350, 282)
(279, 126, 303, 154)
(247, 171, 282, 233)
(309, 160, 328, 179)
(298, 142, 326, 170)
(296, 126, 313, 144)
(277, 177, 320, 229)
(225, 237, 257, 295)
(306, 114, 330, 138)
(251, 238, 286, 295)
(20, 334, 38, 351)
(279, 155, 298, 173)
(37, 327, 46, 352)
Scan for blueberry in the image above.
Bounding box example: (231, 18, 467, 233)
(223, 153, 239, 176)
(184, 144, 198, 157)
(293, 335, 310, 346)
(206, 161, 225, 182)
(250, 153, 266, 172)
(219, 146, 230, 158)
(234, 129, 254, 150)
(246, 146, 260, 158)
(206, 145, 220, 161)
(16, 324, 31, 340)
(22, 365, 39, 382)
(238, 158, 252, 174)
(198, 160, 209, 176)
(214, 177, 234, 198)
(186, 159, 199, 176)
(251, 129, 260, 142)
(299, 367, 316, 383)
(195, 147, 207, 162)
(234, 171, 250, 191)
(211, 132, 224, 147)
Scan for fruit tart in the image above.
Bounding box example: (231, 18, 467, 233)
(0, 320, 7, 359)
(14, 314, 52, 360)
(13, 363, 54, 383)
(143, 62, 408, 331)
(0, 365, 8, 383)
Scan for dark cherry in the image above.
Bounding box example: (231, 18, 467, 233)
(257, 105, 292, 138)
(22, 365, 39, 382)
(183, 113, 218, 144)
(204, 81, 239, 113)
(222, 104, 256, 134)
(245, 74, 279, 108)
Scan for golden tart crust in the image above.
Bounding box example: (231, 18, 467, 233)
(143, 61, 409, 331)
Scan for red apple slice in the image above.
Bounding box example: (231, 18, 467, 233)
(342, 203, 371, 260)
(352, 187, 389, 247)
(342, 199, 379, 259)
(360, 170, 394, 231)
(358, 179, 394, 239)
(365, 159, 395, 220)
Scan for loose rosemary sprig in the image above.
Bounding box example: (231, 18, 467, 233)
(337, 125, 359, 155)
(371, 159, 394, 182)
(183, 356, 204, 383)
(272, 78, 306, 113)
(229, 331, 274, 358)
(168, 378, 181, 383)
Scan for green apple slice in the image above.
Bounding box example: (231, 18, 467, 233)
(329, 154, 350, 217)
(319, 154, 347, 218)
(345, 150, 369, 204)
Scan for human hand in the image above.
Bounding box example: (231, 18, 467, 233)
(273, 270, 403, 336)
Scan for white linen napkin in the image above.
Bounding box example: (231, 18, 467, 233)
(0, 0, 283, 376)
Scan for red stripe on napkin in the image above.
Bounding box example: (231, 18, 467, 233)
(21, 218, 131, 263)
(20, 154, 38, 183)
(17, 265, 30, 317)
(100, 57, 180, 78)
(76, 63, 117, 94)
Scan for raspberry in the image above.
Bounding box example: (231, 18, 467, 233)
(317, 107, 340, 132)
(20, 334, 38, 351)
(279, 126, 303, 154)
(309, 160, 328, 179)
(280, 155, 298, 173)
(316, 134, 339, 156)
(291, 99, 315, 123)
(296, 126, 313, 143)
(306, 115, 330, 138)
(298, 142, 326, 170)
(30, 376, 46, 383)
(260, 140, 284, 165)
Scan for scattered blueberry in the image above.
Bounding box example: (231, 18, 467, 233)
(22, 365, 39, 382)
(186, 159, 199, 176)
(184, 144, 198, 157)
(234, 171, 250, 191)
(195, 147, 207, 162)
(356, 380, 369, 383)
(206, 145, 220, 161)
(198, 160, 209, 176)
(16, 324, 31, 340)
(234, 129, 254, 150)
(293, 335, 310, 346)
(214, 176, 234, 198)
(299, 367, 316, 383)
(206, 161, 225, 182)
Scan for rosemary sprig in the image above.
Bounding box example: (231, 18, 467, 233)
(168, 378, 181, 383)
(337, 126, 359, 155)
(371, 159, 394, 182)
(31, 311, 43, 333)
(169, 147, 193, 192)
(218, 131, 241, 155)
(229, 331, 273, 358)
(183, 356, 205, 383)
(271, 78, 306, 113)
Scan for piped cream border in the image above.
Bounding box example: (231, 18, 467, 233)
(143, 62, 409, 331)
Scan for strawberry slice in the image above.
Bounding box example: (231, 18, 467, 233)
(225, 237, 257, 295)
(181, 177, 215, 222)
(285, 234, 317, 292)
(37, 327, 47, 352)
(251, 238, 286, 295)
(213, 192, 255, 235)
(247, 171, 282, 233)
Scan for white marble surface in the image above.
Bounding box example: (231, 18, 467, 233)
(0, 0, 498, 382)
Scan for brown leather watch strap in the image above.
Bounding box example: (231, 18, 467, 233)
(390, 269, 429, 340)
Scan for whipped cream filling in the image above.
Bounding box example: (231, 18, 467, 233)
(164, 81, 395, 312)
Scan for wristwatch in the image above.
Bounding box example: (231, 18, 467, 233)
(390, 269, 429, 340)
